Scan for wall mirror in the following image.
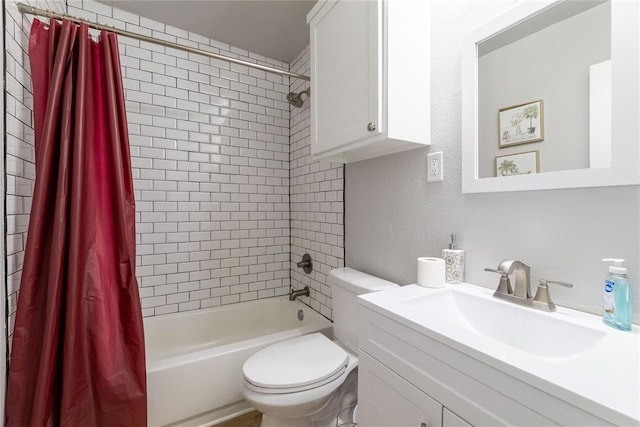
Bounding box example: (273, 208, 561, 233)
(462, 0, 639, 193)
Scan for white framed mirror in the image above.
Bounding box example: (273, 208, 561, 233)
(462, 0, 639, 193)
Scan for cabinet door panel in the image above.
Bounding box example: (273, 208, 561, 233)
(358, 352, 442, 427)
(311, 0, 381, 154)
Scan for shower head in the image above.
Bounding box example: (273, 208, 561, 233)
(286, 88, 311, 108)
(286, 92, 301, 106)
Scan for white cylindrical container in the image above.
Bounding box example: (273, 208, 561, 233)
(417, 257, 446, 288)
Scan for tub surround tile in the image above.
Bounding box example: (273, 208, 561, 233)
(77, 0, 293, 316)
(289, 46, 344, 320)
(4, 0, 344, 332)
(6, 0, 291, 323)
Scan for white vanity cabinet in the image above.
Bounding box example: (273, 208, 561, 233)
(307, 0, 430, 163)
(357, 300, 621, 426)
(358, 352, 443, 427)
(359, 351, 471, 427)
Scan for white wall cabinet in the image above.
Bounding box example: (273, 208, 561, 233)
(307, 0, 430, 163)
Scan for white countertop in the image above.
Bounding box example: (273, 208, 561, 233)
(359, 283, 640, 425)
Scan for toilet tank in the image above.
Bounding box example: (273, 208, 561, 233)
(328, 268, 398, 353)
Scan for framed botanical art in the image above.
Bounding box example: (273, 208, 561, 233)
(498, 100, 544, 147)
(495, 150, 540, 177)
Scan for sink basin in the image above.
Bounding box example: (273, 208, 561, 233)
(400, 288, 606, 359)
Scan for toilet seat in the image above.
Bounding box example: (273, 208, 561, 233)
(243, 333, 349, 394)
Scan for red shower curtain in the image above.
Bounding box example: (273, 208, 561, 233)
(5, 19, 147, 426)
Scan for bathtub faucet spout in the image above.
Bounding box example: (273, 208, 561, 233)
(289, 286, 310, 301)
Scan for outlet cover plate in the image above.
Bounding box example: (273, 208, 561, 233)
(427, 151, 444, 182)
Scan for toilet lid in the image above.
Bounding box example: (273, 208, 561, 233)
(243, 333, 349, 390)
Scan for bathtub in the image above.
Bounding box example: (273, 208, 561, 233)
(144, 296, 333, 427)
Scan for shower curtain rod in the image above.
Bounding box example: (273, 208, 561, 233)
(16, 3, 311, 81)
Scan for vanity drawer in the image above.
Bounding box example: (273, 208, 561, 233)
(358, 306, 613, 426)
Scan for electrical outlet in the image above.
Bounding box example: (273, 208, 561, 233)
(427, 152, 444, 182)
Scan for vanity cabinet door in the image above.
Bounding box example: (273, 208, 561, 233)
(358, 352, 443, 427)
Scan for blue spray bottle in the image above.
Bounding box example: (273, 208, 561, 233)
(602, 258, 631, 331)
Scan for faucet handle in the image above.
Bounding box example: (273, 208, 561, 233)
(539, 279, 573, 288)
(533, 279, 573, 311)
(484, 267, 513, 295)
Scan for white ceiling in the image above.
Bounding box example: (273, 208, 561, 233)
(100, 0, 316, 63)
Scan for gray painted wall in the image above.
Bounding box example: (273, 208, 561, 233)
(346, 0, 639, 324)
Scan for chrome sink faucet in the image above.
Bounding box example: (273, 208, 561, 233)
(485, 260, 572, 312)
(485, 259, 530, 298)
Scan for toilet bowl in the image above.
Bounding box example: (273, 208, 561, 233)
(243, 333, 358, 427)
(241, 268, 398, 427)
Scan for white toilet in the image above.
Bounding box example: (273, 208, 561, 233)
(242, 268, 398, 427)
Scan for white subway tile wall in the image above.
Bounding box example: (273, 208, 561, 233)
(5, 0, 67, 343)
(6, 0, 292, 324)
(289, 46, 344, 319)
(75, 0, 294, 317)
(4, 0, 344, 338)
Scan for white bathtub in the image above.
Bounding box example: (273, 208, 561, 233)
(144, 296, 333, 427)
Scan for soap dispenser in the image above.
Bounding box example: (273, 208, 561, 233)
(442, 233, 464, 284)
(602, 258, 631, 331)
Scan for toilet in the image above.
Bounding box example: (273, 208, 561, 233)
(241, 268, 398, 427)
